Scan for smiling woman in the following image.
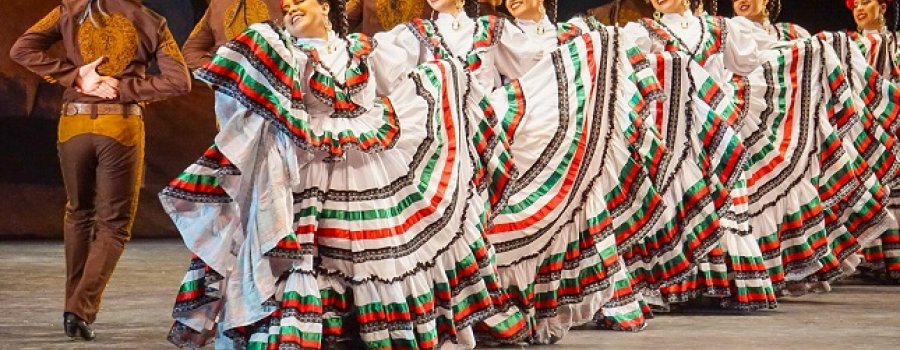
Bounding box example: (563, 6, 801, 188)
(839, 0, 900, 284)
(731, 0, 811, 40)
(849, 0, 895, 32)
(282, 0, 349, 38)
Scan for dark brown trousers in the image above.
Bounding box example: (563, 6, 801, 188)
(57, 113, 144, 323)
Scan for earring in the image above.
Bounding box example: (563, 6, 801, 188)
(684, 0, 691, 12)
(325, 18, 336, 53)
(654, 11, 661, 21)
(452, 0, 464, 30)
(537, 4, 547, 34)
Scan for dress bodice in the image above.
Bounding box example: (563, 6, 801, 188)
(623, 11, 774, 85)
(373, 13, 543, 91)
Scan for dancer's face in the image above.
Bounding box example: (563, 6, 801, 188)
(650, 0, 690, 14)
(282, 0, 330, 39)
(733, 0, 768, 23)
(429, 0, 461, 14)
(507, 0, 544, 22)
(852, 0, 888, 31)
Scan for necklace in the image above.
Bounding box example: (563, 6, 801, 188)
(293, 34, 338, 54)
(656, 15, 707, 60)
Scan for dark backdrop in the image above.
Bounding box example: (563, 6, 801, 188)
(719, 0, 857, 32)
(558, 0, 858, 33)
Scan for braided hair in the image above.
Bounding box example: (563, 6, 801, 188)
(691, 0, 718, 14)
(766, 0, 782, 23)
(464, 0, 480, 17)
(544, 0, 558, 23)
(327, 0, 349, 36)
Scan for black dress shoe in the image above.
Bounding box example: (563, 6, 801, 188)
(63, 312, 95, 341)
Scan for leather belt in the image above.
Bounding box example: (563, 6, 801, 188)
(63, 103, 142, 118)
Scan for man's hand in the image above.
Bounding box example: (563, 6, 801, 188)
(75, 57, 119, 99)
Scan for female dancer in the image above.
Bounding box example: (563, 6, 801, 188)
(620, 0, 782, 310)
(161, 0, 529, 348)
(730, 0, 900, 293)
(847, 0, 900, 281)
(586, 0, 774, 314)
(502, 0, 666, 334)
(815, 0, 900, 285)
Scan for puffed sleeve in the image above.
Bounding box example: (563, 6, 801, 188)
(492, 19, 544, 80)
(370, 24, 424, 95)
(722, 16, 775, 76)
(567, 16, 593, 32)
(793, 24, 812, 39)
(621, 21, 662, 53)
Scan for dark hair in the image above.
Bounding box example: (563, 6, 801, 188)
(766, 0, 782, 23)
(464, 0, 479, 18)
(691, 0, 719, 14)
(282, 0, 348, 36)
(545, 0, 558, 23)
(326, 0, 348, 36)
(893, 0, 899, 31)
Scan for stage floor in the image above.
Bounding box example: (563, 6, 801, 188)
(1, 240, 898, 349)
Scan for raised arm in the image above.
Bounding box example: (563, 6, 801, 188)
(493, 19, 544, 80)
(723, 16, 776, 76)
(371, 24, 423, 95)
(621, 21, 662, 53)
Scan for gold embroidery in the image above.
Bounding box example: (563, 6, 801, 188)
(42, 75, 58, 84)
(78, 14, 139, 76)
(160, 28, 185, 62)
(223, 0, 271, 40)
(28, 6, 61, 33)
(189, 9, 210, 39)
(376, 0, 425, 30)
(58, 114, 144, 147)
